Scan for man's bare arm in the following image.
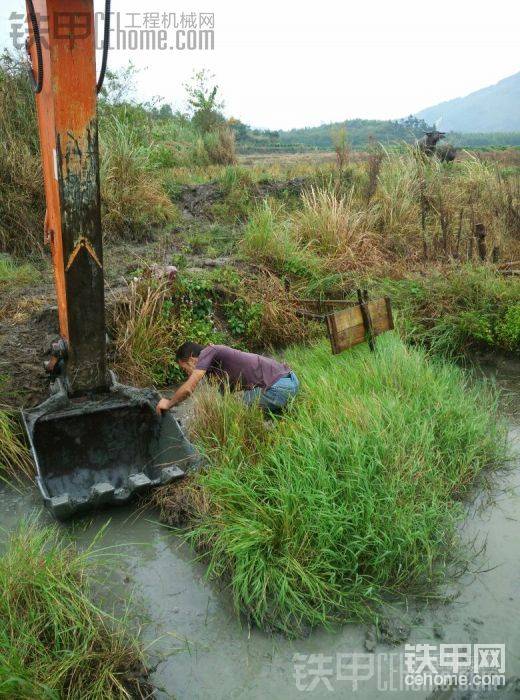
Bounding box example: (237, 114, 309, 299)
(156, 369, 206, 415)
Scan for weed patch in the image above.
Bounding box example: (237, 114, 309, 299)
(0, 255, 40, 288)
(0, 519, 148, 698)
(112, 275, 226, 386)
(0, 409, 33, 483)
(161, 335, 505, 635)
(374, 267, 520, 356)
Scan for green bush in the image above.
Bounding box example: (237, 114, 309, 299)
(224, 298, 264, 339)
(375, 267, 520, 356)
(0, 519, 146, 698)
(112, 275, 227, 386)
(179, 335, 505, 635)
(495, 303, 520, 351)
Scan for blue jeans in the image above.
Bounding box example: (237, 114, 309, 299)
(243, 372, 300, 414)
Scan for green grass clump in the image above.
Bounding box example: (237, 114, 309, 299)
(100, 115, 178, 241)
(239, 201, 326, 279)
(375, 266, 520, 356)
(0, 371, 33, 483)
(181, 335, 505, 635)
(0, 409, 33, 483)
(0, 519, 147, 698)
(0, 255, 40, 287)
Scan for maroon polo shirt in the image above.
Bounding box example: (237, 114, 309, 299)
(195, 345, 290, 390)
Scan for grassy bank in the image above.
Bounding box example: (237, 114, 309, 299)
(0, 519, 148, 698)
(155, 335, 505, 635)
(111, 269, 319, 387)
(374, 267, 520, 356)
(0, 409, 33, 483)
(110, 264, 519, 397)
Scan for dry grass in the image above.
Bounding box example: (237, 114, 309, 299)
(0, 295, 47, 325)
(111, 278, 178, 386)
(234, 271, 322, 348)
(152, 475, 208, 528)
(240, 147, 520, 280)
(0, 409, 33, 483)
(0, 53, 45, 257)
(100, 117, 178, 241)
(293, 187, 384, 271)
(203, 126, 237, 165)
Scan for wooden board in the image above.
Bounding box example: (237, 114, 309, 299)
(327, 297, 394, 354)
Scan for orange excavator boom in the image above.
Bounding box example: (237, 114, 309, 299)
(22, 0, 198, 518)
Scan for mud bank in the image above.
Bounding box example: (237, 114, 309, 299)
(177, 177, 308, 219)
(0, 355, 519, 699)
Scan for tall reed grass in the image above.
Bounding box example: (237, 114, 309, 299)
(0, 519, 148, 698)
(0, 409, 33, 483)
(0, 52, 44, 256)
(100, 116, 177, 241)
(168, 335, 505, 635)
(239, 147, 520, 280)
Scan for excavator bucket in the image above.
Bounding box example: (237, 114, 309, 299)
(22, 380, 199, 519)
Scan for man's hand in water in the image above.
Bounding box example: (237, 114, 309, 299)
(156, 370, 206, 416)
(156, 398, 172, 415)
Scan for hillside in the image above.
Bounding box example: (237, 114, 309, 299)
(415, 72, 520, 133)
(275, 117, 431, 150)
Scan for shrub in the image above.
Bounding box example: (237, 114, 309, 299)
(0, 409, 33, 483)
(100, 116, 177, 240)
(495, 303, 520, 351)
(375, 266, 520, 356)
(172, 335, 505, 635)
(0, 519, 147, 698)
(0, 52, 45, 257)
(112, 275, 225, 386)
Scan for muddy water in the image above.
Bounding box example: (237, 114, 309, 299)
(1, 357, 519, 699)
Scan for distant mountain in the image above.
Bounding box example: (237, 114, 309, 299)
(415, 72, 520, 133)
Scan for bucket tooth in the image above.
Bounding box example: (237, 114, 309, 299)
(161, 465, 185, 483)
(91, 482, 115, 503)
(50, 494, 73, 519)
(128, 473, 152, 491)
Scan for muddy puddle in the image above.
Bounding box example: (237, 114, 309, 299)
(1, 356, 519, 699)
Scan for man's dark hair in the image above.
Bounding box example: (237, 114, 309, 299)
(176, 341, 205, 361)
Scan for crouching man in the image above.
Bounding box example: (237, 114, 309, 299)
(156, 342, 299, 415)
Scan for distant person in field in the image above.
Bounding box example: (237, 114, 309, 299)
(156, 342, 299, 415)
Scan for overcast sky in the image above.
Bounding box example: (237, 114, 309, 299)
(1, 0, 519, 129)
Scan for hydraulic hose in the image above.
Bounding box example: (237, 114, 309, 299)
(26, 0, 43, 93)
(96, 0, 111, 93)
